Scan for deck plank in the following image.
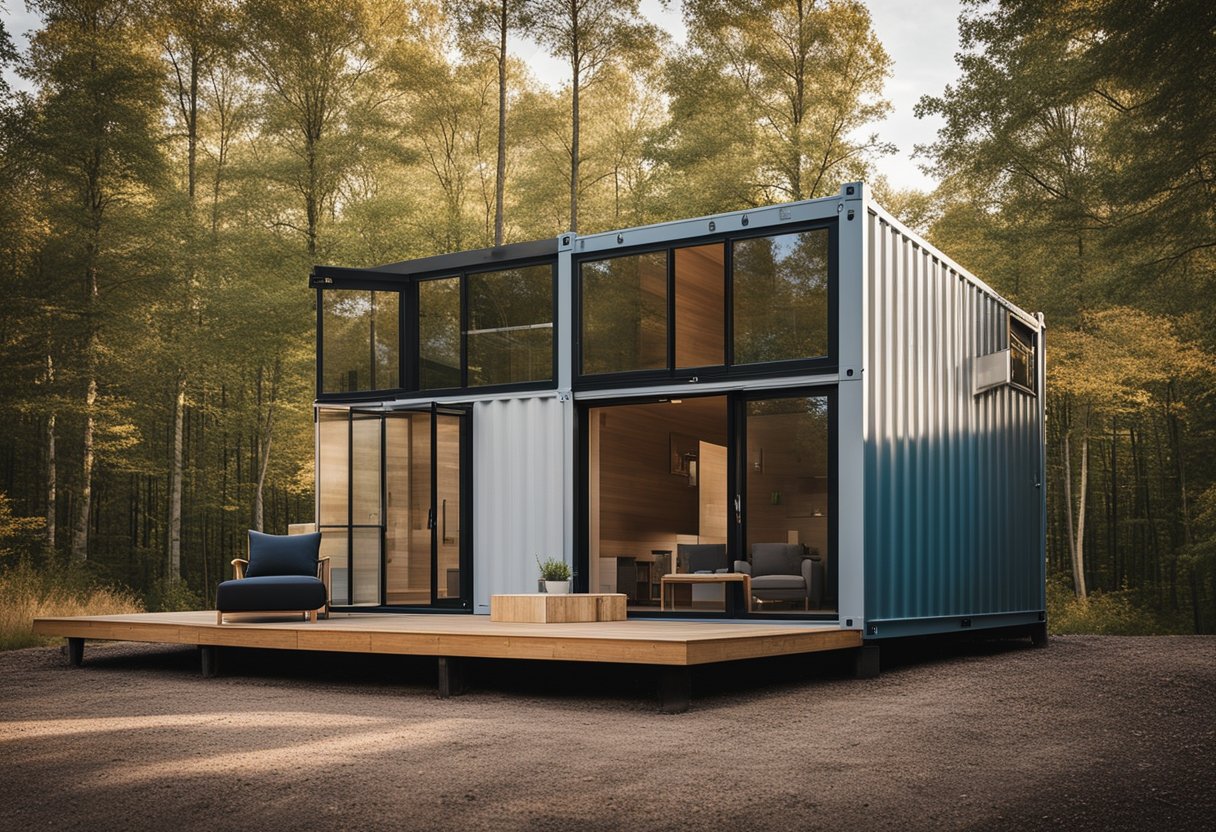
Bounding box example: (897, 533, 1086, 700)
(32, 611, 861, 666)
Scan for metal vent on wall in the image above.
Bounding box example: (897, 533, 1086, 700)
(973, 349, 1011, 395)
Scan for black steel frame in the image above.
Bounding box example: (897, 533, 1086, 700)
(574, 385, 839, 621)
(314, 256, 559, 403)
(322, 404, 474, 614)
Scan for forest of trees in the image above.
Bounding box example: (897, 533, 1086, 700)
(0, 0, 1212, 631)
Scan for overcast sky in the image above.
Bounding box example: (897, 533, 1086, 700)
(1, 0, 963, 192)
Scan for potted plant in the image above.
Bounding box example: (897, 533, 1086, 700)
(536, 556, 571, 595)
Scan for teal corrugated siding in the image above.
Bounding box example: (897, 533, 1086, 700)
(864, 212, 1044, 624)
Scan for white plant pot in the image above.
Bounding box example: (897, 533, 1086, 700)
(544, 580, 571, 595)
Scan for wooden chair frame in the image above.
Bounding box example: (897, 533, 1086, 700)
(216, 556, 331, 625)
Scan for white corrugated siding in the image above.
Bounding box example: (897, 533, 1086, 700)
(473, 396, 568, 612)
(863, 209, 1045, 624)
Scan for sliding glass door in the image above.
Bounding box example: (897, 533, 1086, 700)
(581, 387, 835, 618)
(317, 405, 470, 610)
(736, 391, 835, 616)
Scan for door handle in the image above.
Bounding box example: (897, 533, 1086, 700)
(733, 494, 742, 525)
(427, 507, 435, 530)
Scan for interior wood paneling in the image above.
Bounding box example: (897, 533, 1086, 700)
(698, 441, 728, 544)
(675, 243, 725, 368)
(592, 397, 728, 564)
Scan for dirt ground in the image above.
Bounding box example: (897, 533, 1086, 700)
(0, 634, 1212, 832)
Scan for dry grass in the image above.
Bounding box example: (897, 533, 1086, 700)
(0, 561, 142, 651)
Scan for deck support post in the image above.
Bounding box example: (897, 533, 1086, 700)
(852, 644, 880, 679)
(657, 666, 691, 714)
(1030, 622, 1048, 648)
(437, 656, 465, 698)
(200, 645, 220, 678)
(66, 637, 84, 667)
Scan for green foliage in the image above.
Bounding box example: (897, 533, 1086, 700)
(0, 493, 46, 563)
(0, 560, 142, 650)
(1046, 577, 1177, 636)
(919, 0, 1216, 632)
(536, 556, 570, 582)
(146, 578, 204, 613)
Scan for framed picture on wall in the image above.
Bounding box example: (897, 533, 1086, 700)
(670, 432, 697, 475)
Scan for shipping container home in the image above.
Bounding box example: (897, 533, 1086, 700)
(309, 182, 1047, 642)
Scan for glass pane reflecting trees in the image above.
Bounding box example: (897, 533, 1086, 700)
(581, 251, 668, 374)
(466, 264, 553, 386)
(733, 229, 829, 364)
(419, 277, 460, 389)
(321, 290, 399, 392)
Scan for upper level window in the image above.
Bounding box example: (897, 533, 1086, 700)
(732, 229, 829, 365)
(1009, 316, 1036, 393)
(467, 264, 554, 386)
(321, 289, 399, 393)
(581, 251, 668, 375)
(419, 276, 461, 390)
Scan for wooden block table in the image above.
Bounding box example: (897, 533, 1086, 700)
(491, 593, 627, 623)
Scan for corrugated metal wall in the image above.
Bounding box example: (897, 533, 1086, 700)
(863, 210, 1044, 626)
(473, 396, 567, 613)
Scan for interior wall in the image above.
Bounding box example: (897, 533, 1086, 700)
(592, 397, 728, 566)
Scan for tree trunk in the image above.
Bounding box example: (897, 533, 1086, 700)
(45, 353, 56, 553)
(1075, 407, 1091, 600)
(493, 0, 508, 246)
(252, 359, 281, 532)
(71, 370, 96, 563)
(1063, 429, 1082, 598)
(167, 371, 185, 579)
(569, 26, 580, 234)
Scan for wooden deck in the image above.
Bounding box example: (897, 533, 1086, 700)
(33, 610, 861, 666)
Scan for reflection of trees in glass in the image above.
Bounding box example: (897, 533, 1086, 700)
(733, 229, 828, 364)
(420, 277, 461, 389)
(581, 251, 668, 374)
(748, 396, 829, 468)
(323, 290, 399, 392)
(467, 264, 553, 385)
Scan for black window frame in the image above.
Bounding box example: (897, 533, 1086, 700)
(572, 218, 838, 391)
(312, 256, 558, 403)
(1008, 314, 1037, 396)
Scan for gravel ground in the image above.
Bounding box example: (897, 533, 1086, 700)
(0, 634, 1212, 831)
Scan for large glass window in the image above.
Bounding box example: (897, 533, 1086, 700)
(674, 243, 725, 368)
(581, 251, 668, 375)
(733, 229, 829, 365)
(321, 289, 399, 393)
(419, 277, 461, 390)
(466, 264, 554, 386)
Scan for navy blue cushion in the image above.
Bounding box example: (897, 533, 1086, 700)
(246, 530, 321, 578)
(216, 575, 327, 612)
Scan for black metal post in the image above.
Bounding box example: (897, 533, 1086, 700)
(437, 656, 465, 698)
(852, 644, 880, 679)
(66, 637, 84, 667)
(200, 645, 220, 678)
(657, 666, 691, 713)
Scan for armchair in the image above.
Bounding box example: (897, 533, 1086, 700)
(216, 530, 331, 624)
(734, 543, 823, 610)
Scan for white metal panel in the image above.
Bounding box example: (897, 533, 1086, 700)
(473, 396, 567, 613)
(836, 183, 867, 629)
